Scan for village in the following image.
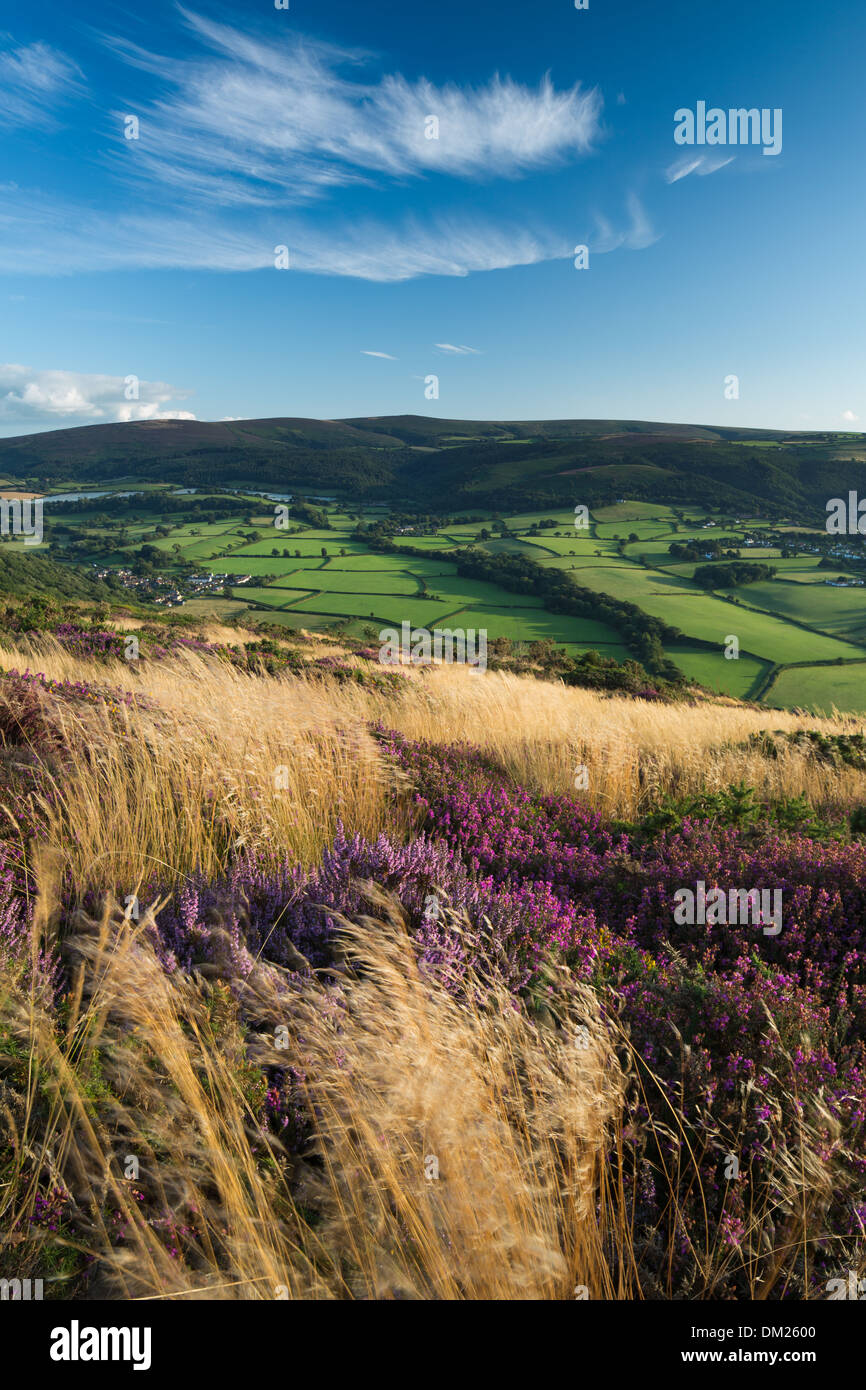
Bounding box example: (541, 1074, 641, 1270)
(90, 565, 253, 606)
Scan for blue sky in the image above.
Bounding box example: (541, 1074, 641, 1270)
(0, 0, 863, 436)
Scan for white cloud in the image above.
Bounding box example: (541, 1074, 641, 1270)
(361, 350, 397, 359)
(842, 409, 860, 423)
(665, 153, 735, 184)
(0, 364, 195, 425)
(0, 21, 669, 289)
(0, 42, 83, 129)
(0, 187, 571, 281)
(434, 344, 481, 355)
(591, 194, 658, 253)
(103, 15, 601, 204)
(284, 219, 568, 281)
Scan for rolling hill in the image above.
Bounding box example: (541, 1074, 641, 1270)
(2, 415, 865, 519)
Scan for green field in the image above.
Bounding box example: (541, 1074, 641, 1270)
(765, 664, 866, 715)
(217, 556, 306, 575)
(322, 554, 455, 575)
(271, 570, 423, 596)
(594, 521, 674, 541)
(576, 565, 865, 664)
(728, 580, 866, 642)
(443, 605, 624, 645)
(35, 488, 866, 713)
(665, 648, 770, 700)
(233, 540, 370, 557)
(589, 502, 678, 523)
(289, 593, 455, 625)
(232, 586, 315, 607)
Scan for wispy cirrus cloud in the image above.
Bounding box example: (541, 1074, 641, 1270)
(290, 218, 568, 281)
(0, 15, 658, 288)
(0, 364, 195, 425)
(665, 152, 734, 183)
(0, 41, 83, 129)
(361, 351, 397, 359)
(434, 343, 482, 355)
(103, 12, 602, 206)
(0, 185, 571, 281)
(591, 193, 658, 253)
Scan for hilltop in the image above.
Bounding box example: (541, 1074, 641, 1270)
(3, 415, 866, 517)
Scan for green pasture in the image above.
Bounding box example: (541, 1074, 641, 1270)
(247, 554, 330, 570)
(47, 482, 866, 714)
(477, 537, 549, 555)
(290, 593, 457, 625)
(645, 593, 863, 663)
(208, 556, 302, 576)
(503, 509, 583, 528)
(781, 568, 851, 584)
(272, 570, 422, 596)
(233, 587, 313, 608)
(575, 564, 866, 662)
(730, 581, 866, 643)
(535, 555, 626, 573)
(666, 647, 769, 699)
(390, 536, 459, 551)
(594, 521, 674, 540)
(765, 664, 866, 715)
(322, 553, 457, 575)
(516, 536, 586, 556)
(422, 576, 543, 607)
(445, 605, 623, 646)
(230, 540, 369, 558)
(591, 502, 679, 523)
(575, 565, 690, 603)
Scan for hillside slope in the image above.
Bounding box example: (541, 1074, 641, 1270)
(2, 415, 865, 516)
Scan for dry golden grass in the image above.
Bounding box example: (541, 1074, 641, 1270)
(1, 882, 834, 1300)
(274, 895, 630, 1300)
(342, 662, 866, 816)
(1, 644, 857, 1300)
(0, 638, 395, 895)
(3, 636, 866, 900)
(0, 891, 631, 1300)
(0, 896, 317, 1299)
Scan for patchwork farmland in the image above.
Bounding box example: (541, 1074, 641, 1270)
(34, 485, 866, 712)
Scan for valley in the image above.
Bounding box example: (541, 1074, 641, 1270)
(5, 462, 866, 712)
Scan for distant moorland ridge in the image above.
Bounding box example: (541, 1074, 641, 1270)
(3, 415, 866, 516)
